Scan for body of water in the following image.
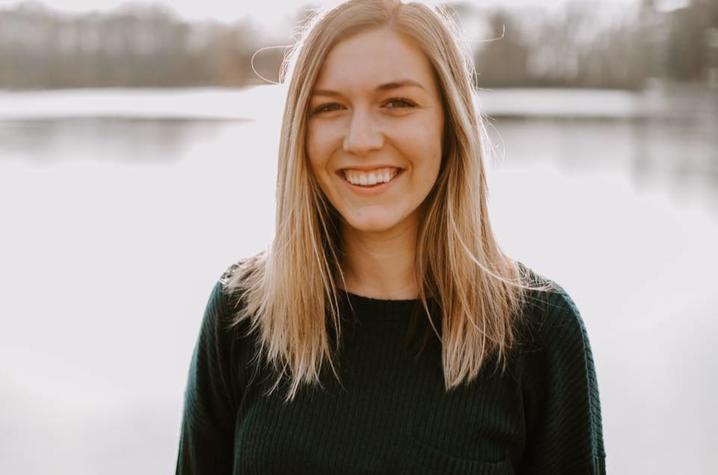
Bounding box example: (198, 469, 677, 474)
(0, 85, 716, 474)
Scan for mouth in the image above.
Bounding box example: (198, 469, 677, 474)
(336, 167, 404, 189)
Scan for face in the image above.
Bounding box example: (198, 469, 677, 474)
(306, 26, 445, 238)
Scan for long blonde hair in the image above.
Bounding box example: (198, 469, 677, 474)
(224, 0, 545, 403)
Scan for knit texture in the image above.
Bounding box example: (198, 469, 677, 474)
(175, 262, 606, 474)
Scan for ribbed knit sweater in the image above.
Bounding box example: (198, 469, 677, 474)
(175, 263, 606, 474)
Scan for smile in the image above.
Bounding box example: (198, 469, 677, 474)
(339, 167, 403, 187)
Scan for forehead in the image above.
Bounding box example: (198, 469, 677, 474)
(313, 27, 438, 94)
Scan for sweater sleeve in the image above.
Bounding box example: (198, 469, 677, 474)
(175, 278, 238, 475)
(520, 285, 606, 475)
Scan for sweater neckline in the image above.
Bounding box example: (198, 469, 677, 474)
(337, 288, 420, 321)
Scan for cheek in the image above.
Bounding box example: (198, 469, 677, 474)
(306, 125, 335, 172)
(305, 128, 319, 166)
(305, 132, 336, 201)
(398, 124, 443, 170)
(400, 111, 443, 150)
(427, 117, 444, 174)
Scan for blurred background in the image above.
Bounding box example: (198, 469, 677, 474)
(0, 0, 716, 473)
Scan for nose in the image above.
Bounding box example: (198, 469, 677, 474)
(342, 108, 384, 155)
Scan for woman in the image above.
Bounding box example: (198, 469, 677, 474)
(176, 1, 606, 474)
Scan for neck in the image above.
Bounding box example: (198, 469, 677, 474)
(339, 219, 419, 300)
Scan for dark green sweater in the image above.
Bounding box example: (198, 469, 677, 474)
(176, 263, 606, 474)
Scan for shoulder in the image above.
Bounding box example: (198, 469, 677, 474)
(211, 255, 266, 338)
(515, 266, 607, 471)
(516, 264, 593, 358)
(218, 253, 265, 294)
(219, 261, 242, 287)
(198, 259, 263, 371)
(516, 267, 601, 400)
(214, 255, 259, 311)
(194, 259, 248, 344)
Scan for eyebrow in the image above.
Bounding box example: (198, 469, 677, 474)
(311, 79, 426, 97)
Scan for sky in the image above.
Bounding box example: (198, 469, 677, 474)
(2, 0, 649, 30)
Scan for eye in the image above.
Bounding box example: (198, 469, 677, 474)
(384, 97, 417, 109)
(310, 102, 343, 115)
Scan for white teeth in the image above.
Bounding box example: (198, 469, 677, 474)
(342, 167, 400, 187)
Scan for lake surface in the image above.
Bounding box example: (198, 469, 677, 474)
(0, 86, 716, 474)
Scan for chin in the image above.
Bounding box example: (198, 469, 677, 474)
(343, 213, 407, 234)
(352, 223, 397, 234)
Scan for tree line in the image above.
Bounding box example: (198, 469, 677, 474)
(0, 0, 716, 90)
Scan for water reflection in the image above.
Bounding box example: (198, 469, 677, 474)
(1, 87, 714, 212)
(490, 115, 718, 214)
(0, 118, 248, 164)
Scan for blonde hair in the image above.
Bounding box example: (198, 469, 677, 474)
(224, 0, 548, 403)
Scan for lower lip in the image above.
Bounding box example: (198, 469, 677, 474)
(338, 170, 404, 196)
